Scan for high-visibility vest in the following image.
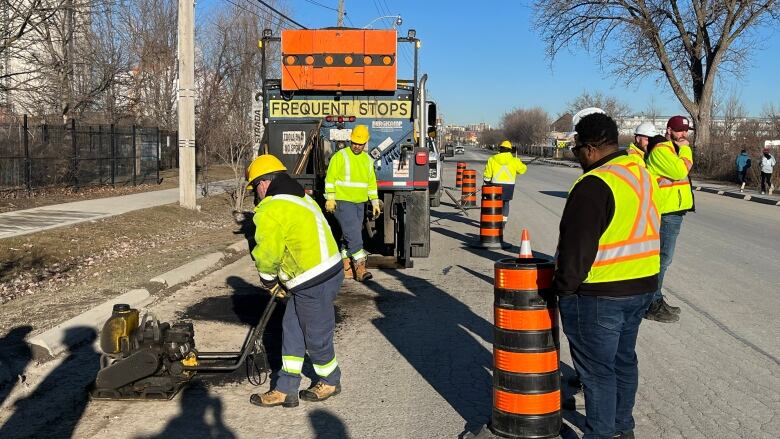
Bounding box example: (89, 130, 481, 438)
(325, 148, 378, 203)
(626, 143, 645, 161)
(483, 152, 527, 184)
(252, 194, 341, 289)
(645, 140, 694, 214)
(570, 154, 661, 284)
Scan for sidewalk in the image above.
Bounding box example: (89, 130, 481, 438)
(0, 180, 234, 239)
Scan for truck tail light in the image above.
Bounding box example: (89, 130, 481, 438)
(415, 152, 428, 165)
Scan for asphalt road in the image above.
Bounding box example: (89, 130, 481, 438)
(1, 147, 777, 438)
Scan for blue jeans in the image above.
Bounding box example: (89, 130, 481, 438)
(559, 293, 654, 439)
(654, 214, 683, 301)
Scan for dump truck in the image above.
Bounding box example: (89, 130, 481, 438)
(258, 28, 436, 267)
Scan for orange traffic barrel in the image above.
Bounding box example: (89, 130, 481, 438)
(456, 162, 467, 188)
(491, 257, 560, 438)
(474, 184, 505, 248)
(461, 169, 478, 207)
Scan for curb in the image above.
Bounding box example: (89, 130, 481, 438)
(26, 239, 251, 361)
(26, 289, 151, 360)
(538, 158, 579, 168)
(694, 186, 780, 206)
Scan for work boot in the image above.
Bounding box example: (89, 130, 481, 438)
(614, 431, 635, 439)
(354, 258, 373, 282)
(644, 299, 679, 323)
(249, 389, 299, 408)
(661, 297, 681, 315)
(342, 258, 354, 280)
(299, 382, 341, 402)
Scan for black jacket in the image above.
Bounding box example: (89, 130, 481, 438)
(553, 150, 658, 297)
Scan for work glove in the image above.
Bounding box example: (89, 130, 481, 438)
(371, 199, 381, 219)
(261, 277, 287, 299)
(325, 199, 337, 213)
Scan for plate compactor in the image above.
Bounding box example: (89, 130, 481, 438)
(90, 294, 279, 400)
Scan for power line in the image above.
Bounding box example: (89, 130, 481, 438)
(303, 0, 338, 12)
(223, 0, 287, 29)
(251, 0, 307, 29)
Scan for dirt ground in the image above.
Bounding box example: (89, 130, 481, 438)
(0, 165, 239, 213)
(0, 191, 253, 339)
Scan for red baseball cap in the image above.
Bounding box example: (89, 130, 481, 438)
(667, 115, 694, 131)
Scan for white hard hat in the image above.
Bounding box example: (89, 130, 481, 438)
(572, 107, 606, 131)
(634, 122, 658, 137)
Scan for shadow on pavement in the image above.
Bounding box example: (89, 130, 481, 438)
(539, 190, 569, 199)
(309, 408, 349, 439)
(0, 326, 98, 439)
(431, 209, 479, 228)
(137, 381, 236, 439)
(366, 270, 494, 433)
(0, 325, 33, 407)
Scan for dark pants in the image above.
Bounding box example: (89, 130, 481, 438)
(334, 201, 366, 259)
(654, 214, 683, 301)
(276, 270, 344, 394)
(761, 172, 773, 193)
(737, 170, 747, 184)
(497, 183, 514, 219)
(559, 292, 654, 439)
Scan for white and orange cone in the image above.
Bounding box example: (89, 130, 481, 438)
(518, 228, 533, 259)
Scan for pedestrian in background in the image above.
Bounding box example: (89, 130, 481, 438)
(245, 155, 344, 408)
(643, 116, 695, 323)
(483, 140, 527, 223)
(735, 149, 751, 192)
(627, 122, 657, 162)
(555, 111, 660, 439)
(760, 148, 776, 195)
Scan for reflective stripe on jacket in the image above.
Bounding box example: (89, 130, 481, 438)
(252, 194, 341, 289)
(646, 140, 694, 214)
(325, 148, 378, 203)
(570, 154, 661, 284)
(483, 152, 527, 184)
(626, 143, 645, 162)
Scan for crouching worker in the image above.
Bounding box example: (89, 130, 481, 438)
(246, 154, 344, 408)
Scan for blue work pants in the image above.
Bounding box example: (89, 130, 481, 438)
(654, 214, 683, 301)
(276, 270, 344, 394)
(334, 200, 366, 259)
(559, 292, 654, 439)
(497, 183, 515, 220)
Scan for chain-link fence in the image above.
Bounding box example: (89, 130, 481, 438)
(0, 115, 178, 192)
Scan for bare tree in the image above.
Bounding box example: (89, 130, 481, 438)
(501, 107, 551, 147)
(478, 128, 504, 147)
(567, 91, 630, 117)
(534, 0, 780, 148)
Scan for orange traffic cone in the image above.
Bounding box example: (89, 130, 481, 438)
(518, 228, 533, 259)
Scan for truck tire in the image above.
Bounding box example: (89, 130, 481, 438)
(409, 189, 431, 258)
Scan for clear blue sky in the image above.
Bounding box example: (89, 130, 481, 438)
(200, 0, 780, 126)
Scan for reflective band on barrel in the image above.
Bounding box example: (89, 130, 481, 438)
(481, 214, 503, 222)
(481, 200, 503, 208)
(495, 267, 553, 290)
(494, 389, 560, 415)
(495, 308, 556, 331)
(480, 228, 502, 237)
(483, 186, 502, 194)
(494, 349, 559, 374)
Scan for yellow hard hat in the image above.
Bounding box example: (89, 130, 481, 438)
(246, 154, 287, 190)
(351, 125, 370, 144)
(499, 140, 512, 149)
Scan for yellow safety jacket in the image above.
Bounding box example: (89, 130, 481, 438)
(325, 148, 378, 203)
(626, 143, 645, 161)
(483, 151, 527, 184)
(570, 154, 661, 284)
(252, 194, 341, 289)
(645, 140, 694, 215)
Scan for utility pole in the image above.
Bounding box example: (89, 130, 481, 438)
(177, 0, 197, 209)
(337, 0, 345, 27)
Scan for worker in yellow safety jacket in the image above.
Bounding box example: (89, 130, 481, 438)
(554, 111, 660, 439)
(324, 124, 380, 282)
(483, 140, 527, 222)
(627, 122, 658, 162)
(642, 115, 696, 323)
(246, 154, 344, 408)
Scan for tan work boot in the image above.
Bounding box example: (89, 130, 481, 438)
(342, 258, 354, 279)
(353, 258, 373, 282)
(299, 382, 342, 402)
(249, 389, 299, 408)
